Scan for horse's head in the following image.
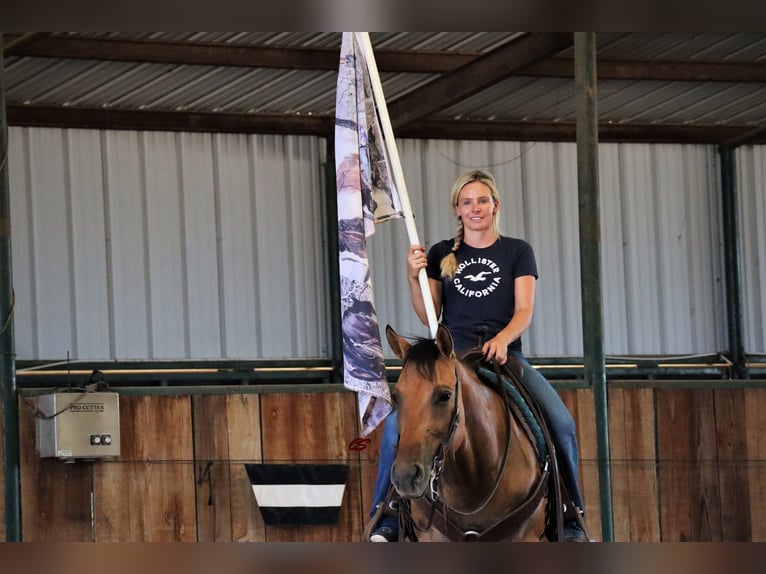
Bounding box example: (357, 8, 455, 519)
(385, 324, 462, 498)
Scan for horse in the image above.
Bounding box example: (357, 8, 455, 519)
(383, 323, 560, 542)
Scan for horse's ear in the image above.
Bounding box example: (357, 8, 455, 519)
(435, 323, 455, 358)
(386, 325, 411, 360)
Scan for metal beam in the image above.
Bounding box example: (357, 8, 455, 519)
(9, 103, 765, 146)
(574, 32, 613, 543)
(524, 58, 766, 83)
(6, 34, 766, 84)
(719, 145, 747, 379)
(398, 119, 765, 144)
(0, 35, 21, 542)
(1, 32, 48, 55)
(6, 105, 333, 136)
(388, 33, 573, 130)
(10, 105, 765, 145)
(1, 33, 477, 73)
(19, 384, 351, 397)
(722, 124, 766, 147)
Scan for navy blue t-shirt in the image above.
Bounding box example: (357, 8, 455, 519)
(426, 236, 538, 354)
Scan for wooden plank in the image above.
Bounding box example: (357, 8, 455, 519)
(192, 394, 265, 542)
(607, 388, 630, 541)
(560, 388, 601, 540)
(624, 388, 661, 540)
(0, 402, 4, 540)
(605, 388, 661, 541)
(714, 388, 752, 541)
(18, 397, 93, 541)
(93, 396, 196, 541)
(688, 389, 723, 541)
(225, 394, 265, 542)
(656, 389, 722, 541)
(744, 388, 766, 542)
(657, 389, 692, 540)
(94, 462, 196, 541)
(259, 392, 362, 541)
(193, 394, 233, 541)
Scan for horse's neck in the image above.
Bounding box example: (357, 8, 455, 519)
(441, 363, 539, 512)
(442, 365, 507, 482)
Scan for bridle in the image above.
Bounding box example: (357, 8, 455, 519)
(424, 356, 514, 517)
(427, 364, 461, 503)
(394, 343, 558, 541)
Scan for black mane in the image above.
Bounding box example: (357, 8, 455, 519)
(402, 338, 443, 380)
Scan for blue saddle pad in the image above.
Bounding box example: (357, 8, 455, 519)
(476, 367, 548, 464)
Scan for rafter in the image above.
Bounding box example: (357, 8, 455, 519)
(5, 34, 763, 84)
(523, 58, 766, 83)
(8, 105, 764, 145)
(2, 32, 49, 55)
(1, 33, 476, 73)
(397, 118, 766, 145)
(388, 33, 574, 130)
(4, 33, 765, 146)
(6, 105, 332, 136)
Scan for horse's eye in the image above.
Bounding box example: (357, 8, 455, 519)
(435, 390, 452, 404)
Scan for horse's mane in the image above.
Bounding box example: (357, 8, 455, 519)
(402, 338, 443, 380)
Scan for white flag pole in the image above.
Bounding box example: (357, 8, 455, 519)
(355, 32, 439, 338)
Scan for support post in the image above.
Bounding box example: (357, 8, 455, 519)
(574, 32, 613, 541)
(718, 145, 747, 379)
(0, 34, 22, 541)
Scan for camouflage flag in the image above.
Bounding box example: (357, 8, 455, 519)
(335, 32, 403, 437)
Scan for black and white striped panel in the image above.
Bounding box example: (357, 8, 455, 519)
(245, 464, 349, 526)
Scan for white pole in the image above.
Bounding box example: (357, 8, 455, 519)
(355, 32, 439, 338)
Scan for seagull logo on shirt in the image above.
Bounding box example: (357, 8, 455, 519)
(464, 271, 491, 282)
(453, 257, 501, 298)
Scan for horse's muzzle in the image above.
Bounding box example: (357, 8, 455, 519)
(391, 461, 429, 497)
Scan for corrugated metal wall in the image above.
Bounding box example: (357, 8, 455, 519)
(10, 128, 753, 361)
(737, 146, 766, 353)
(370, 140, 728, 357)
(9, 127, 329, 360)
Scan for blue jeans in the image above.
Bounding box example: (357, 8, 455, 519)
(369, 412, 399, 530)
(509, 352, 585, 511)
(369, 354, 585, 531)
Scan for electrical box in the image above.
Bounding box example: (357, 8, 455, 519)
(36, 392, 121, 461)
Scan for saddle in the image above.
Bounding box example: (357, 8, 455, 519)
(460, 349, 572, 541)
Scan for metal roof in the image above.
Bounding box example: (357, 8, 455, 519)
(3, 32, 766, 144)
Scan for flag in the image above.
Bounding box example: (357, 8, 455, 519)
(335, 32, 403, 437)
(245, 463, 349, 526)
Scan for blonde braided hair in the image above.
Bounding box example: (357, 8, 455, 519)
(439, 169, 502, 279)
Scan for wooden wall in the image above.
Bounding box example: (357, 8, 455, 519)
(1, 385, 764, 541)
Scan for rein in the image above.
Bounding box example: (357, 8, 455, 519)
(427, 358, 514, 517)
